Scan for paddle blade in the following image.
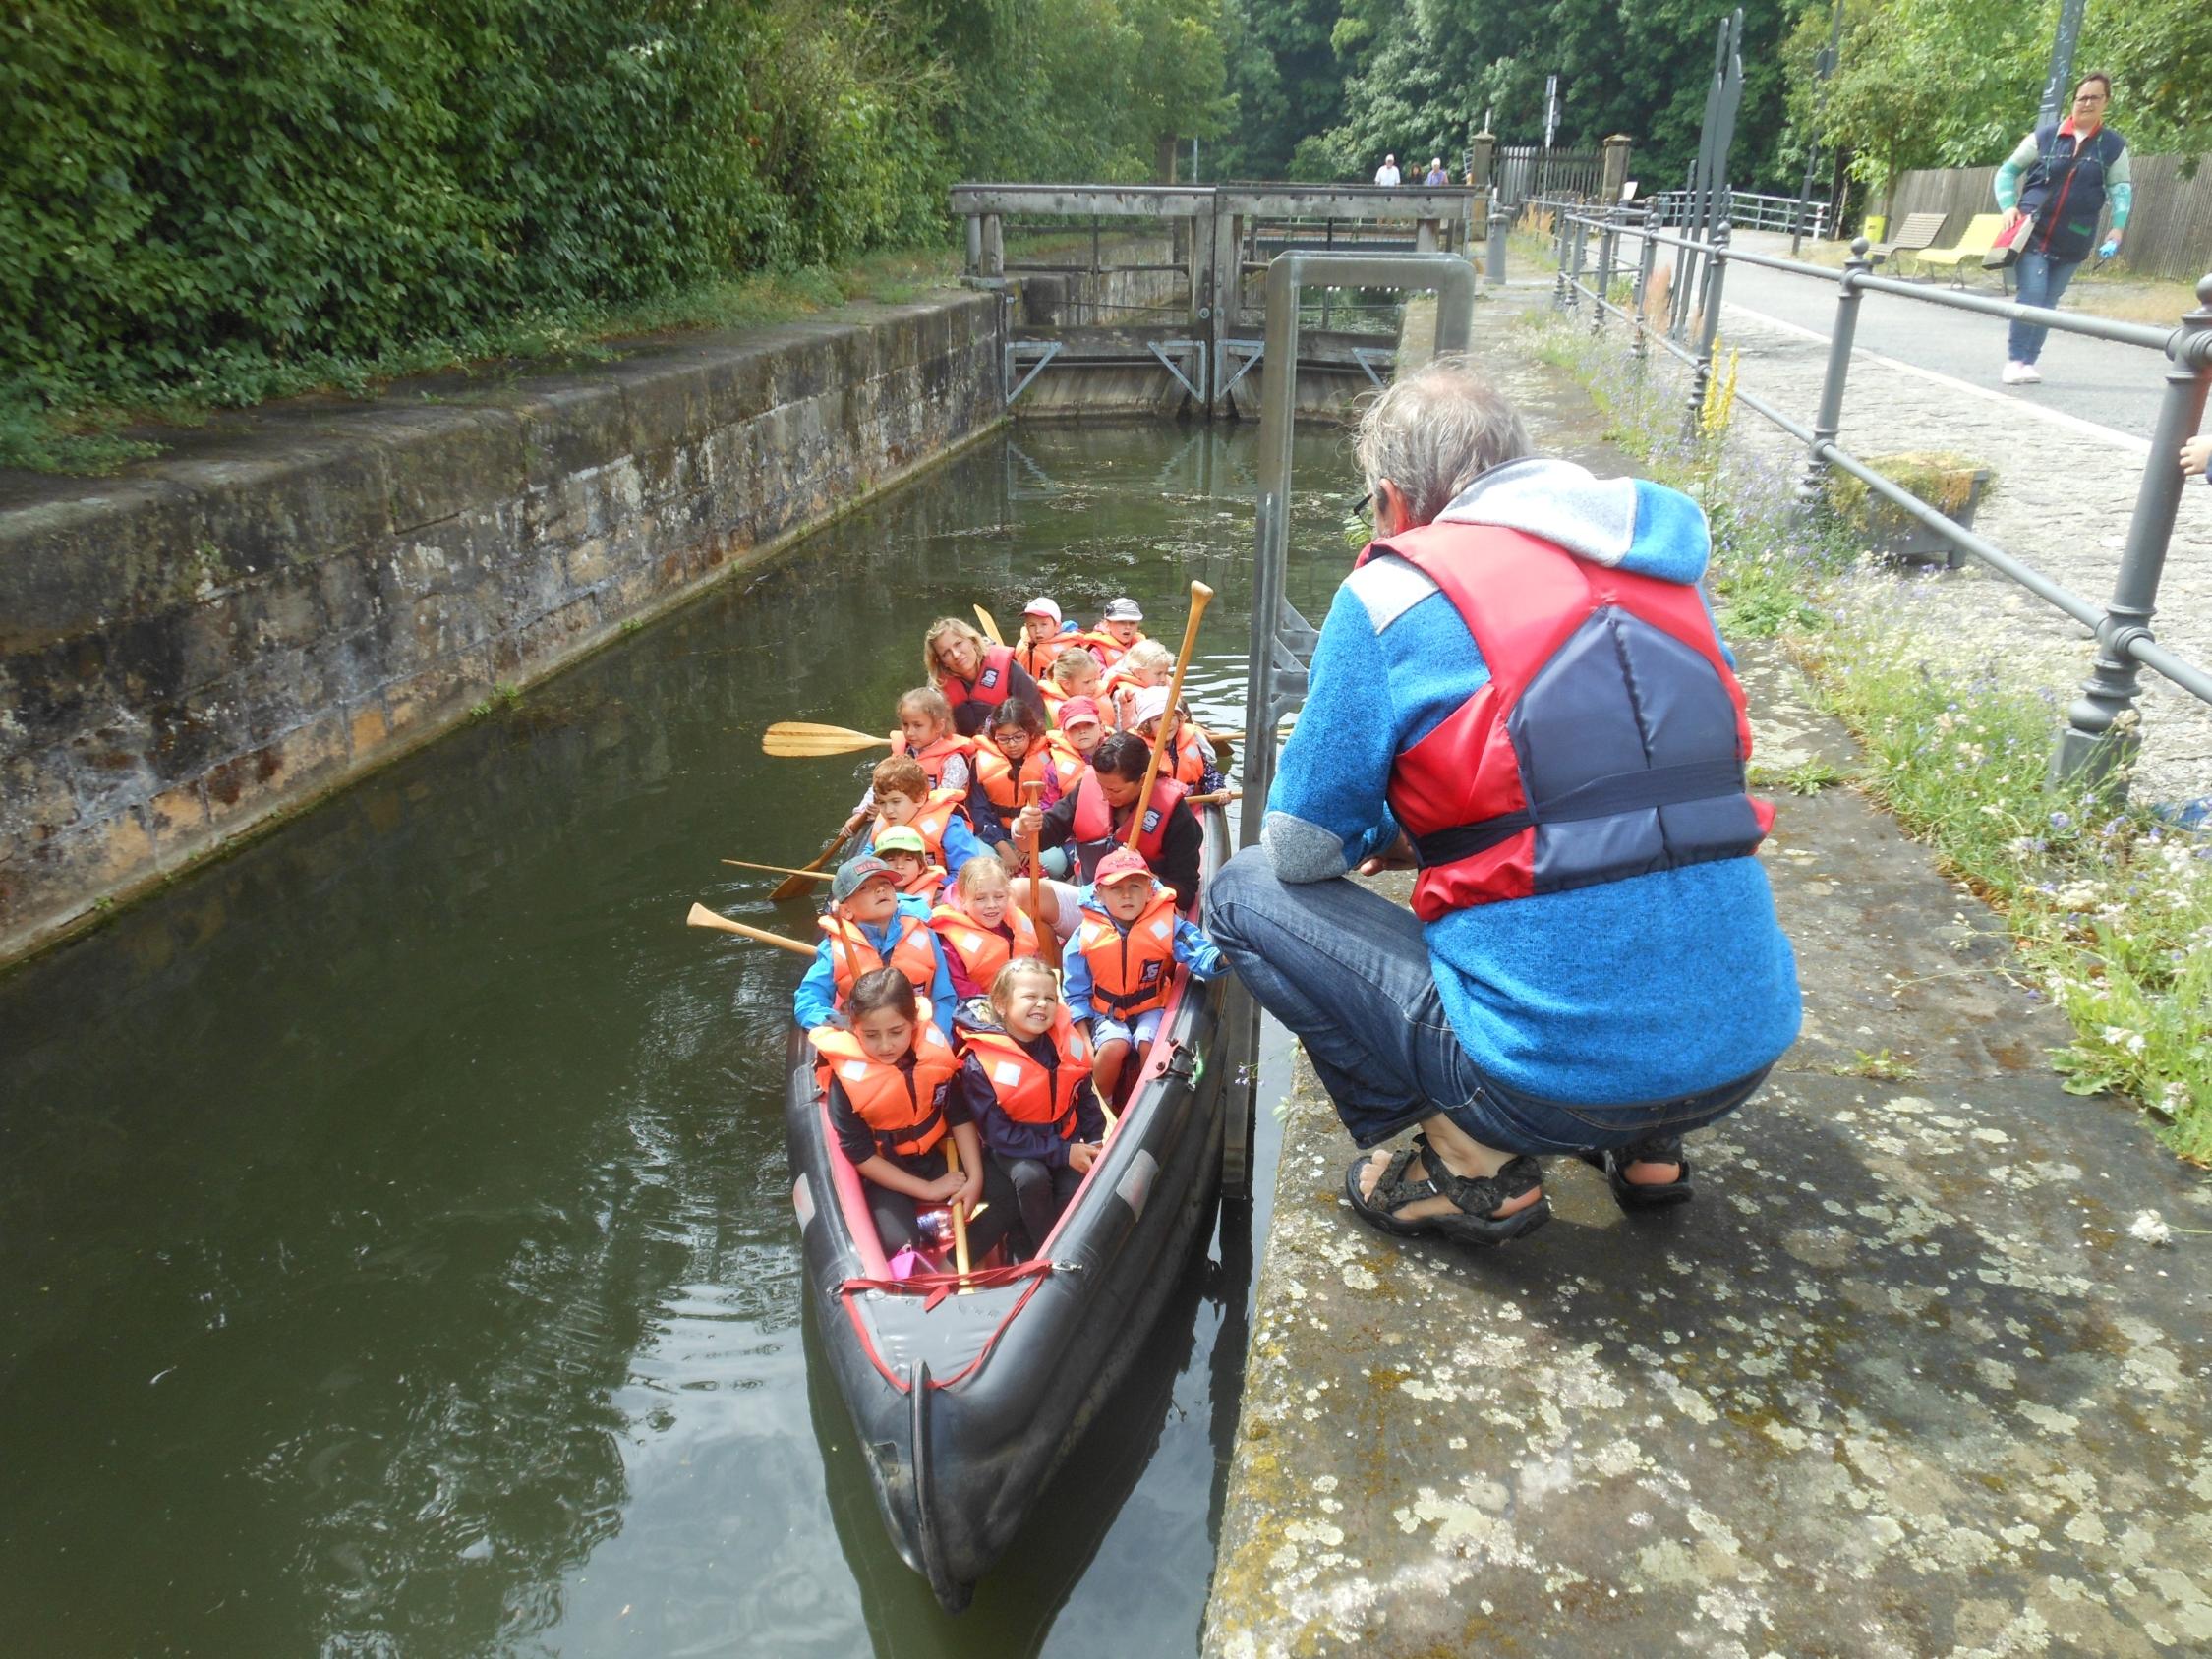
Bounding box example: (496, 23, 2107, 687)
(974, 603, 1003, 645)
(762, 721, 893, 757)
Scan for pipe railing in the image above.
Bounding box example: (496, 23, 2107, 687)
(1540, 199, 2212, 798)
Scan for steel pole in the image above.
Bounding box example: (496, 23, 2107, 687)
(1797, 236, 1873, 506)
(1683, 220, 1731, 441)
(2052, 276, 2212, 793)
(1632, 209, 1658, 362)
(1487, 204, 1508, 285)
(1592, 215, 1616, 334)
(2037, 0, 2089, 127)
(1792, 0, 1842, 257)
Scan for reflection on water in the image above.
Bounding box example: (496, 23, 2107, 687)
(0, 421, 1349, 1656)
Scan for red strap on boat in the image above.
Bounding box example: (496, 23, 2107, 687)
(841, 1258, 1054, 1311)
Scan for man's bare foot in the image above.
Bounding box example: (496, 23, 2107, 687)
(1357, 1146, 1544, 1223)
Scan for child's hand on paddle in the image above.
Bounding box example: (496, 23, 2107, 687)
(956, 1172, 985, 1213)
(1015, 803, 1044, 842)
(925, 1170, 966, 1204)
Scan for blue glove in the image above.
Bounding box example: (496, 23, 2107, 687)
(2099, 238, 2121, 259)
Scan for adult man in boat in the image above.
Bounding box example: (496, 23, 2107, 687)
(1204, 358, 1800, 1248)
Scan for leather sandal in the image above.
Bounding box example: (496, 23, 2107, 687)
(1344, 1133, 1551, 1247)
(1576, 1132, 1694, 1211)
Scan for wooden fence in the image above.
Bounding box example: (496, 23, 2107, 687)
(1888, 152, 2212, 283)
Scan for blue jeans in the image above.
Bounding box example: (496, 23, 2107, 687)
(1203, 847, 1770, 1156)
(2008, 251, 2081, 365)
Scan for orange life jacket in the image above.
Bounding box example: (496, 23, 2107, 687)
(810, 1010, 959, 1159)
(894, 862, 949, 900)
(891, 731, 980, 794)
(962, 1007, 1093, 1136)
(880, 787, 968, 867)
(929, 901, 1040, 992)
(1075, 887, 1182, 1018)
(1072, 629, 1134, 671)
(973, 741, 1055, 813)
(1045, 732, 1092, 793)
(1149, 721, 1210, 786)
(1069, 769, 1186, 871)
(821, 911, 941, 1003)
(1015, 634, 1067, 680)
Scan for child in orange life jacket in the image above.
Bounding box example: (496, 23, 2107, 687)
(960, 959, 1108, 1253)
(814, 967, 1018, 1259)
(794, 856, 959, 1041)
(1077, 596, 1146, 669)
(1042, 645, 1102, 724)
(1130, 685, 1227, 794)
(1063, 847, 1227, 1101)
(1103, 638, 1174, 722)
(873, 825, 949, 904)
(845, 688, 1006, 845)
(859, 755, 995, 876)
(1048, 696, 1106, 787)
(1014, 597, 1071, 681)
(975, 699, 1062, 817)
(931, 855, 1042, 1004)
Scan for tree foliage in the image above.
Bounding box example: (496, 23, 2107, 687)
(1, 0, 1234, 412)
(1786, 0, 2212, 200)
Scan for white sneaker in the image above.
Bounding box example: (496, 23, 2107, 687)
(2002, 361, 2043, 384)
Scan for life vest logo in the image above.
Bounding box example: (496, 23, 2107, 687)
(1140, 961, 1163, 985)
(1142, 809, 1161, 832)
(981, 667, 1001, 688)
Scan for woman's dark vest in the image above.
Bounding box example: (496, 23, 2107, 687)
(2019, 122, 2125, 262)
(1358, 524, 1773, 921)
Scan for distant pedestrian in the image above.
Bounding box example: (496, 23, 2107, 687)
(1994, 72, 2130, 385)
(1373, 154, 1401, 187)
(1424, 157, 1450, 186)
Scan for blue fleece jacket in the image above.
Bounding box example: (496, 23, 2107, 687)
(792, 903, 958, 1040)
(1062, 885, 1229, 1024)
(1263, 457, 1801, 1104)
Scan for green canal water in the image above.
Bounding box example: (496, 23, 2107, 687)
(0, 422, 1361, 1656)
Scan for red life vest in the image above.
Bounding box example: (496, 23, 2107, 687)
(1069, 769, 1186, 874)
(810, 1010, 959, 1158)
(941, 643, 1019, 715)
(1075, 887, 1182, 1018)
(929, 901, 1040, 991)
(973, 741, 1056, 813)
(892, 731, 980, 794)
(894, 862, 948, 900)
(821, 911, 941, 1003)
(963, 1007, 1092, 1136)
(1360, 523, 1772, 920)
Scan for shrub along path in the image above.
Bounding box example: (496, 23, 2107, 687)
(1201, 313, 2212, 1659)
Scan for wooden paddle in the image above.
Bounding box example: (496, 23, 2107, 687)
(942, 1136, 974, 1291)
(763, 721, 894, 758)
(723, 857, 833, 881)
(1125, 580, 1214, 849)
(974, 603, 1003, 646)
(1020, 779, 1061, 972)
(770, 823, 855, 900)
(685, 902, 817, 957)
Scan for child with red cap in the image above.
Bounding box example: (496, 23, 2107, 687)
(1063, 847, 1226, 1100)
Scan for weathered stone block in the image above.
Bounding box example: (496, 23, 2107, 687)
(376, 406, 529, 532)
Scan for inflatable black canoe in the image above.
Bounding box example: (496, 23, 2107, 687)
(785, 805, 1231, 1612)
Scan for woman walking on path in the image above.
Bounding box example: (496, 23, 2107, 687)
(1995, 72, 2130, 386)
(1204, 359, 1801, 1248)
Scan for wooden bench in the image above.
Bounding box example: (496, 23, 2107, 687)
(1867, 210, 1947, 268)
(1908, 212, 2006, 285)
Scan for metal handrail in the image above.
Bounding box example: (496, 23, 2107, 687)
(1541, 199, 2212, 796)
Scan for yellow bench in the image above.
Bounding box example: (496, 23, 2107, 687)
(1906, 212, 2005, 286)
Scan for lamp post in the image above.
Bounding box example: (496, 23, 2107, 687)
(2037, 0, 2089, 126)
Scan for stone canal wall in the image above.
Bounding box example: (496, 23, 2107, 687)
(0, 291, 1005, 965)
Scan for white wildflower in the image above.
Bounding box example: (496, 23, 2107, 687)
(2128, 1210, 2172, 1246)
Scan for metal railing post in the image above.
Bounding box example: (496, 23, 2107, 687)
(1552, 206, 1568, 308)
(1592, 215, 1616, 334)
(1487, 204, 1508, 285)
(1682, 219, 1730, 441)
(2051, 276, 2212, 794)
(1631, 209, 1658, 363)
(1566, 215, 1587, 315)
(1797, 236, 1873, 508)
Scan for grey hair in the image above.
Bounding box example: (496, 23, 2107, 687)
(1352, 355, 1533, 527)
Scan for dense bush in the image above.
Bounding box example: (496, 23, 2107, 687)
(0, 1, 975, 414)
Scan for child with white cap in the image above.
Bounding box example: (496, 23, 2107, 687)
(1015, 597, 1071, 680)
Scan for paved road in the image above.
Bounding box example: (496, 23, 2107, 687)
(1623, 229, 2178, 446)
